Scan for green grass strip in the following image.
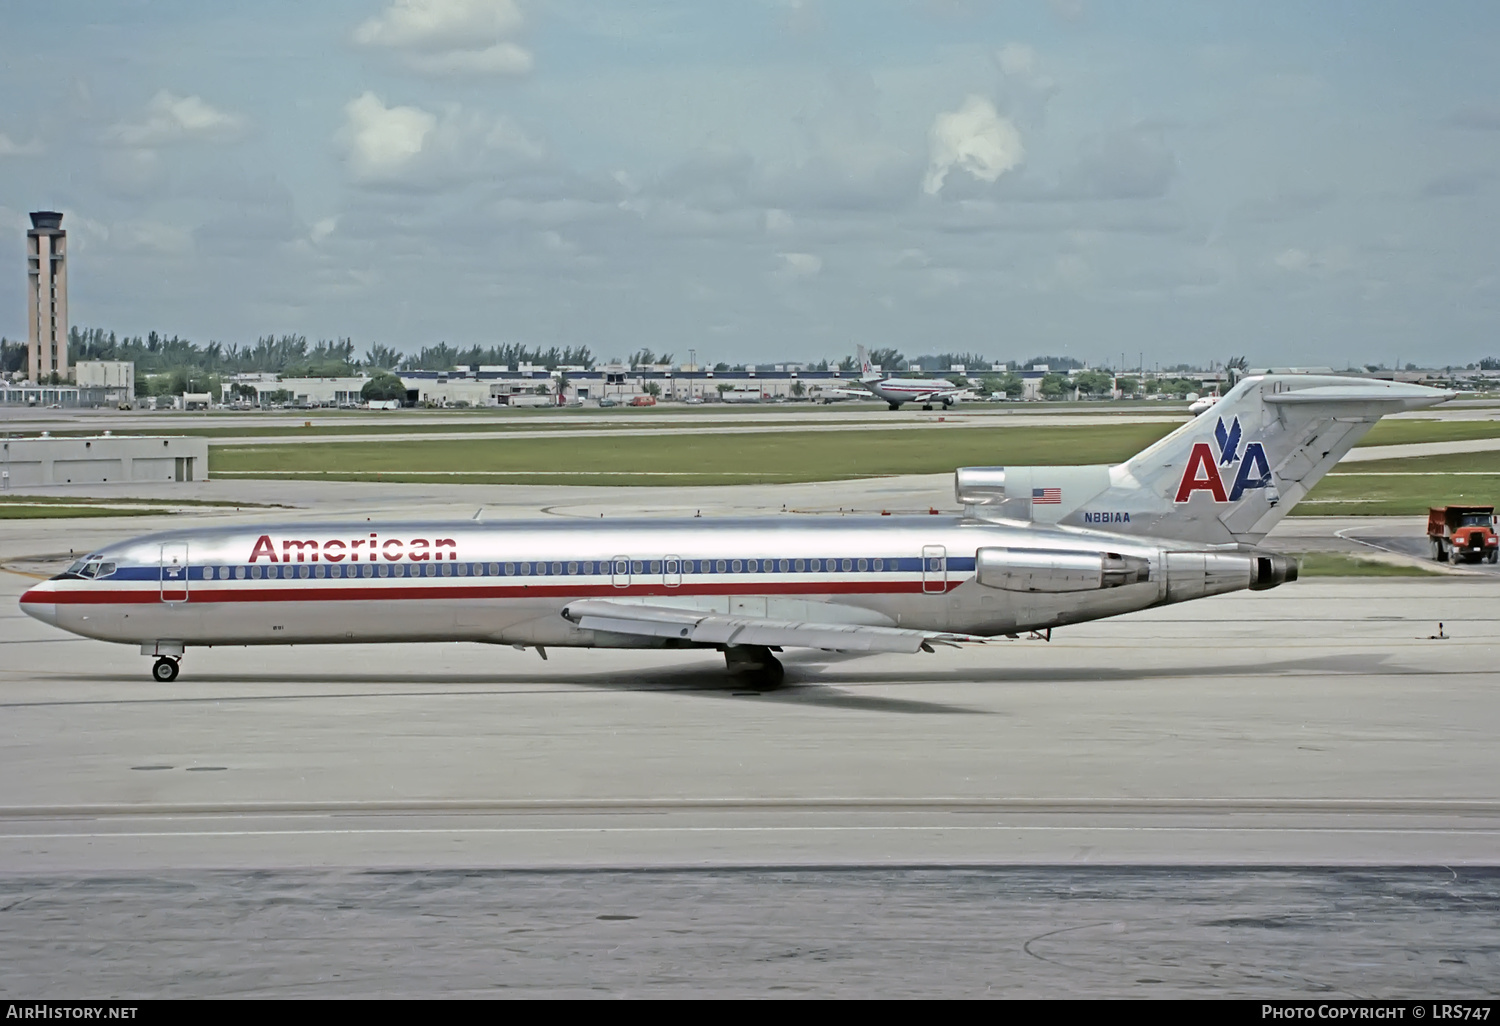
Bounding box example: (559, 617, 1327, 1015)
(1295, 552, 1444, 577)
(209, 423, 1177, 484)
(0, 506, 178, 519)
(1296, 473, 1500, 516)
(1358, 419, 1500, 446)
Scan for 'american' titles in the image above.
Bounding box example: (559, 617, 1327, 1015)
(248, 534, 458, 563)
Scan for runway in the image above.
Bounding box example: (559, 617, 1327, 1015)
(3, 508, 1498, 995)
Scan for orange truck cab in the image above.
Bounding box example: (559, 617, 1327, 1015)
(1427, 505, 1498, 563)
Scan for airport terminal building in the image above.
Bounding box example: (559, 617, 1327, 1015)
(238, 363, 1023, 408)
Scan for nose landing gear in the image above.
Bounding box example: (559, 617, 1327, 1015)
(152, 657, 180, 682)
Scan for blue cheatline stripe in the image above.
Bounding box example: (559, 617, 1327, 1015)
(105, 555, 976, 582)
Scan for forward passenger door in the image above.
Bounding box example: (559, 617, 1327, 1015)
(160, 543, 189, 603)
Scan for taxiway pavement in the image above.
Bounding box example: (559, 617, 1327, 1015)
(4, 497, 1499, 996)
(2, 564, 1496, 872)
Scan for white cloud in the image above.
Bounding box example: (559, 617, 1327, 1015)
(341, 92, 436, 181)
(112, 220, 194, 256)
(355, 0, 533, 77)
(0, 132, 43, 157)
(997, 43, 1037, 78)
(337, 91, 543, 188)
(922, 95, 1024, 196)
(403, 43, 532, 76)
(777, 251, 822, 277)
(310, 217, 338, 242)
(764, 208, 795, 234)
(1272, 246, 1353, 275)
(1274, 248, 1311, 272)
(106, 91, 245, 148)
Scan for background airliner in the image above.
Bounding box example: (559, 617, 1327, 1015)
(821, 346, 975, 410)
(21, 374, 1449, 687)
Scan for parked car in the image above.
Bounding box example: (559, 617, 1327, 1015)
(684, 396, 704, 405)
(597, 398, 619, 408)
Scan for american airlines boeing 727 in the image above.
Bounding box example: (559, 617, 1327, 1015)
(21, 374, 1448, 687)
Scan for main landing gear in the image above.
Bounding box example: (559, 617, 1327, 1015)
(724, 644, 785, 690)
(152, 657, 180, 682)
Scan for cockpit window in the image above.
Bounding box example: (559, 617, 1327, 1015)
(55, 555, 108, 581)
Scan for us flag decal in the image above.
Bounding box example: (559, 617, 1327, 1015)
(1032, 487, 1062, 504)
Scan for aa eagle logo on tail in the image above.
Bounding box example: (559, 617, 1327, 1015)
(1175, 417, 1273, 503)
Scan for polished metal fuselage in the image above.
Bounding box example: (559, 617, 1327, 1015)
(20, 515, 1218, 651)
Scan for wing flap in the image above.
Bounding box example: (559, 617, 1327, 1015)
(562, 599, 985, 653)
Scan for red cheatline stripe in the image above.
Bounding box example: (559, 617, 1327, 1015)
(22, 580, 962, 605)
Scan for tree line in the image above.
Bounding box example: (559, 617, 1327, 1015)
(0, 329, 599, 378)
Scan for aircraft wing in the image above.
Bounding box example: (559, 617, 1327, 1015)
(560, 598, 988, 653)
(910, 387, 974, 403)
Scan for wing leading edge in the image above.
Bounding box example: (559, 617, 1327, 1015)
(560, 599, 988, 653)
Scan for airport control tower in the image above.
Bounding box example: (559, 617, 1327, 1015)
(26, 210, 68, 382)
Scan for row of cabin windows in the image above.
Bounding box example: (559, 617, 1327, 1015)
(198, 556, 931, 581)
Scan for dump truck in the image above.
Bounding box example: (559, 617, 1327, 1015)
(1428, 505, 1498, 563)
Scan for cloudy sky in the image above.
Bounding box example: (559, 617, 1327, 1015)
(2, 0, 1499, 368)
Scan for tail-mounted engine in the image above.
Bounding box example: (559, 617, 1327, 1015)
(974, 546, 1296, 598)
(975, 547, 1150, 594)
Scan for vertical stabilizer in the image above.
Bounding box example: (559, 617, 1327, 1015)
(1052, 375, 1452, 545)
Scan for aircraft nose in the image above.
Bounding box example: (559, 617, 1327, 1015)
(19, 588, 58, 627)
